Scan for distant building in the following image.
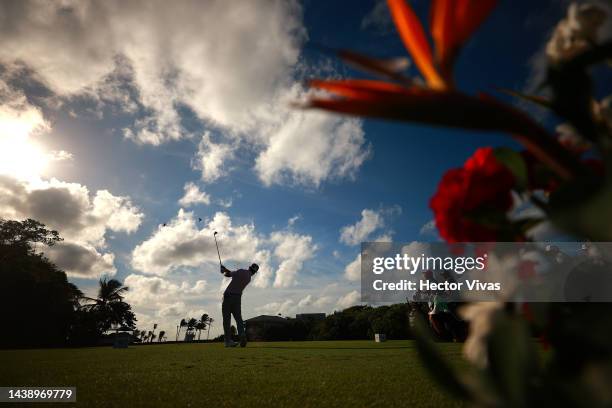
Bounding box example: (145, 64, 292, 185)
(296, 313, 326, 321)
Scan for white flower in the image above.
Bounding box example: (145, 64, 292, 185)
(597, 95, 612, 130)
(460, 301, 504, 368)
(546, 3, 607, 63)
(556, 123, 590, 151)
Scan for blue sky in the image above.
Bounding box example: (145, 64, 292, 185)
(1, 0, 608, 337)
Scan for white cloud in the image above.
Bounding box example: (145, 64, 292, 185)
(271, 231, 317, 288)
(297, 295, 314, 308)
(254, 87, 371, 187)
(251, 249, 274, 289)
(131, 210, 259, 276)
(340, 209, 384, 246)
(0, 174, 143, 278)
(49, 150, 74, 162)
(419, 219, 439, 238)
(0, 80, 142, 279)
(45, 241, 116, 278)
(188, 280, 208, 295)
(121, 273, 221, 338)
(131, 209, 316, 289)
(255, 299, 295, 316)
(92, 189, 143, 234)
(0, 0, 304, 142)
(217, 198, 233, 208)
(158, 302, 187, 318)
(193, 133, 234, 183)
(288, 214, 301, 227)
(178, 182, 210, 207)
(336, 290, 361, 309)
(123, 274, 208, 309)
(300, 294, 334, 310)
(256, 293, 333, 316)
(361, 0, 393, 33)
(0, 0, 370, 187)
(344, 253, 361, 282)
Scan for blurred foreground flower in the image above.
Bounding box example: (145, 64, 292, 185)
(459, 301, 504, 368)
(546, 2, 607, 63)
(430, 147, 516, 242)
(307, 0, 586, 181)
(299, 1, 612, 404)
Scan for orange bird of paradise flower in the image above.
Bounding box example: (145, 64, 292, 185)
(306, 0, 588, 181)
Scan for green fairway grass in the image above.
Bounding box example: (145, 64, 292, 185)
(1, 340, 464, 407)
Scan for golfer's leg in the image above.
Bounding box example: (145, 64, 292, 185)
(232, 296, 244, 338)
(222, 296, 232, 343)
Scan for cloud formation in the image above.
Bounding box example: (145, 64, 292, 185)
(0, 0, 370, 187)
(0, 175, 143, 277)
(193, 133, 234, 184)
(344, 254, 361, 281)
(271, 231, 317, 288)
(178, 182, 210, 207)
(131, 210, 259, 275)
(336, 290, 361, 309)
(339, 209, 384, 246)
(131, 209, 315, 289)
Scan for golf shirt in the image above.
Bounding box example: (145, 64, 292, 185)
(224, 269, 251, 295)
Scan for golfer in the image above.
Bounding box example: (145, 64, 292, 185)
(221, 263, 259, 347)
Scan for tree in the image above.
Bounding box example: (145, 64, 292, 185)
(178, 318, 187, 340)
(195, 313, 209, 340)
(0, 219, 81, 348)
(158, 330, 165, 342)
(207, 317, 214, 340)
(79, 278, 136, 338)
(0, 218, 61, 249)
(186, 318, 197, 335)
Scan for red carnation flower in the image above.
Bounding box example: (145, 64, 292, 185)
(430, 147, 515, 242)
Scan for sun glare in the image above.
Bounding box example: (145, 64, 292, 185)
(0, 113, 51, 181)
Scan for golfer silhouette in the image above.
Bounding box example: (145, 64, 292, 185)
(221, 263, 259, 347)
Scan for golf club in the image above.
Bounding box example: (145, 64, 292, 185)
(213, 231, 223, 270)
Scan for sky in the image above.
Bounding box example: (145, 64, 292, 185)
(1, 0, 609, 338)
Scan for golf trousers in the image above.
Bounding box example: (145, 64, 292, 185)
(222, 293, 244, 340)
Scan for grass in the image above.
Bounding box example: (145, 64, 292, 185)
(1, 340, 464, 407)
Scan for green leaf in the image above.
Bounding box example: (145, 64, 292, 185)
(494, 147, 529, 191)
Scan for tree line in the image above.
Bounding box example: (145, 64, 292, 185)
(0, 218, 137, 348)
(224, 304, 414, 342)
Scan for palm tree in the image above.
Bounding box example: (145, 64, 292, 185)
(207, 317, 214, 340)
(178, 318, 187, 340)
(158, 330, 165, 342)
(81, 278, 135, 333)
(195, 321, 205, 340)
(187, 318, 197, 335)
(196, 314, 209, 340)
